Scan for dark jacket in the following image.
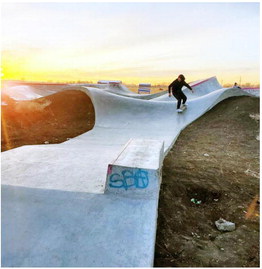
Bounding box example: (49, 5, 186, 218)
(168, 79, 193, 94)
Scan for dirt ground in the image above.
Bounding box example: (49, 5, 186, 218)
(1, 92, 259, 267)
(154, 96, 260, 267)
(1, 90, 95, 151)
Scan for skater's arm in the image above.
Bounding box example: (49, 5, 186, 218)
(183, 82, 194, 92)
(168, 80, 175, 96)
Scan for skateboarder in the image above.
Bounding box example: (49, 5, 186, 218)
(233, 82, 241, 89)
(168, 74, 194, 112)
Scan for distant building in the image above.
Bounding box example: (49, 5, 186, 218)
(138, 83, 151, 94)
(97, 80, 122, 86)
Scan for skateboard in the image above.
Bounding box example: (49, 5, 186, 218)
(177, 105, 187, 113)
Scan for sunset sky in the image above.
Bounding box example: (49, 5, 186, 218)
(1, 2, 260, 85)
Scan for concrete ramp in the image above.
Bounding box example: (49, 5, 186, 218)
(1, 83, 68, 100)
(1, 76, 257, 267)
(154, 76, 222, 101)
(242, 87, 260, 97)
(2, 85, 43, 100)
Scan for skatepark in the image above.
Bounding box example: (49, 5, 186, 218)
(1, 77, 259, 267)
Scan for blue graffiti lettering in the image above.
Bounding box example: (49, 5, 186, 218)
(109, 169, 149, 190)
(122, 170, 136, 190)
(135, 169, 149, 188)
(109, 173, 124, 189)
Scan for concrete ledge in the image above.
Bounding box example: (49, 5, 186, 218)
(105, 139, 164, 197)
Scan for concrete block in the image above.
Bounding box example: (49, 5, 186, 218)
(105, 139, 164, 197)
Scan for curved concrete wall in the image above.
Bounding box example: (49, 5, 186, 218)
(2, 77, 255, 192)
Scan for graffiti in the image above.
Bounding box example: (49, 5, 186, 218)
(109, 169, 149, 190)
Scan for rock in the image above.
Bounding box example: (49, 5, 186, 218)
(249, 113, 260, 121)
(244, 169, 260, 179)
(204, 153, 209, 157)
(215, 218, 236, 232)
(44, 141, 49, 144)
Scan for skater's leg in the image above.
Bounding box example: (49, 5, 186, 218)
(172, 91, 182, 109)
(180, 91, 187, 104)
(177, 99, 182, 109)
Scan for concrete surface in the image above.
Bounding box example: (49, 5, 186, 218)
(2, 185, 159, 267)
(2, 77, 257, 267)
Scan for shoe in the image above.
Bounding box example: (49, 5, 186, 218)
(177, 108, 183, 113)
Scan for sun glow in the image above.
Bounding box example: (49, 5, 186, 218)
(1, 112, 12, 151)
(1, 3, 260, 85)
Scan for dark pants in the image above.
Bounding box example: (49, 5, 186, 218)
(172, 90, 187, 109)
